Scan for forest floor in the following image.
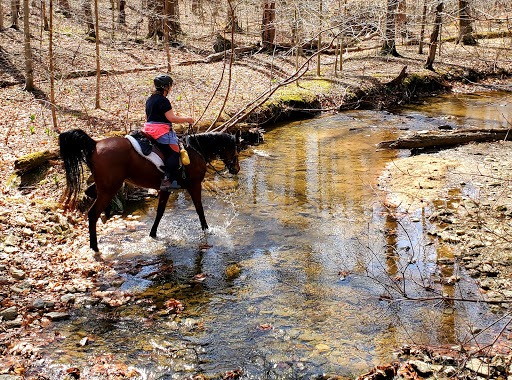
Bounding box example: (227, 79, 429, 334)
(1, 21, 512, 377)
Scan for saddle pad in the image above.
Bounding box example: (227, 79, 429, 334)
(126, 135, 165, 173)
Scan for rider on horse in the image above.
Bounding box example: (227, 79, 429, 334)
(143, 74, 194, 191)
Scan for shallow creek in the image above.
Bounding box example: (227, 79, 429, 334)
(35, 92, 512, 379)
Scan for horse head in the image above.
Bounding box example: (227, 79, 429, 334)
(222, 130, 241, 175)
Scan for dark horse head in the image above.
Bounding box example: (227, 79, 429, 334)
(184, 131, 241, 174)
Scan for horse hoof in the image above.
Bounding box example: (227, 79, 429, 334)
(93, 252, 104, 262)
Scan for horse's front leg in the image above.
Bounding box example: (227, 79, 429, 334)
(150, 190, 171, 238)
(188, 181, 208, 230)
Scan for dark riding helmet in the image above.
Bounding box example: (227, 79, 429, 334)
(154, 74, 173, 90)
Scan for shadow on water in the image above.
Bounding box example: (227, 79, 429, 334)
(31, 92, 512, 379)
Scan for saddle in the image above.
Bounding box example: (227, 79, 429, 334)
(126, 131, 185, 175)
(126, 131, 166, 172)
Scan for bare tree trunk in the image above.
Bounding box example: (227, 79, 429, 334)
(49, 0, 58, 130)
(261, 0, 276, 49)
(225, 2, 242, 32)
(118, 0, 125, 24)
(147, 0, 162, 39)
(317, 0, 322, 76)
(191, 0, 201, 15)
(94, 0, 100, 108)
(81, 0, 94, 37)
(457, 0, 476, 45)
(339, 38, 343, 71)
(164, 0, 170, 71)
(381, 0, 400, 56)
(57, 0, 70, 17)
(418, 0, 427, 54)
(23, 0, 33, 91)
(167, 0, 181, 40)
(425, 0, 443, 70)
(1, 0, 4, 30)
(148, 0, 180, 41)
(396, 0, 406, 41)
(110, 0, 115, 39)
(11, 0, 20, 29)
(41, 0, 48, 31)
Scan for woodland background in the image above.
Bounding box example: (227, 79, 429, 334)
(2, 0, 512, 377)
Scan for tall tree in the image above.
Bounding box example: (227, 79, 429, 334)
(381, 0, 400, 56)
(317, 0, 323, 76)
(41, 0, 49, 31)
(457, 0, 476, 45)
(425, 0, 443, 70)
(148, 0, 180, 40)
(261, 0, 276, 49)
(57, 0, 71, 17)
(81, 0, 95, 37)
(118, 0, 126, 25)
(23, 0, 33, 90)
(94, 0, 100, 108)
(49, 0, 58, 130)
(226, 2, 242, 32)
(191, 0, 201, 16)
(11, 0, 20, 29)
(167, 0, 180, 38)
(418, 0, 428, 54)
(164, 0, 170, 71)
(0, 0, 4, 30)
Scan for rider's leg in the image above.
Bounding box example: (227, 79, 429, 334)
(162, 150, 180, 189)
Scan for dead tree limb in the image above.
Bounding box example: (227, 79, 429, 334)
(377, 129, 512, 150)
(177, 45, 258, 66)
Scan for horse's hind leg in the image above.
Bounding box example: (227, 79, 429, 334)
(150, 191, 170, 238)
(88, 186, 122, 252)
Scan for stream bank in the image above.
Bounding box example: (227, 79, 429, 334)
(2, 41, 512, 377)
(370, 127, 512, 378)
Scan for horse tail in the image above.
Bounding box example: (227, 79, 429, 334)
(59, 129, 97, 207)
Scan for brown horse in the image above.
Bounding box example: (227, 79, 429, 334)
(59, 129, 241, 252)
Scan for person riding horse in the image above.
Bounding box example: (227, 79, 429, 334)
(143, 74, 194, 191)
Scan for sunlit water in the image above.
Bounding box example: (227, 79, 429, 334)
(34, 92, 512, 379)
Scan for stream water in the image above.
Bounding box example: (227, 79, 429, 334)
(35, 92, 512, 379)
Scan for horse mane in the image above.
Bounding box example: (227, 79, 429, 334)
(184, 132, 236, 161)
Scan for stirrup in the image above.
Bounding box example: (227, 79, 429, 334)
(160, 179, 180, 191)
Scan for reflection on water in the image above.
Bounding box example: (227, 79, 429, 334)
(394, 91, 512, 130)
(34, 94, 512, 379)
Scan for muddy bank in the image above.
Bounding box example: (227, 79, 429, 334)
(380, 141, 512, 308)
(372, 139, 512, 379)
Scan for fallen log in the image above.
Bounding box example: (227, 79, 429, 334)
(55, 65, 167, 80)
(177, 45, 259, 66)
(14, 148, 60, 174)
(377, 129, 512, 150)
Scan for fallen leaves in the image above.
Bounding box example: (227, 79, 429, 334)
(163, 298, 184, 314)
(92, 291, 132, 307)
(223, 369, 242, 379)
(89, 354, 140, 379)
(257, 323, 273, 331)
(397, 362, 421, 380)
